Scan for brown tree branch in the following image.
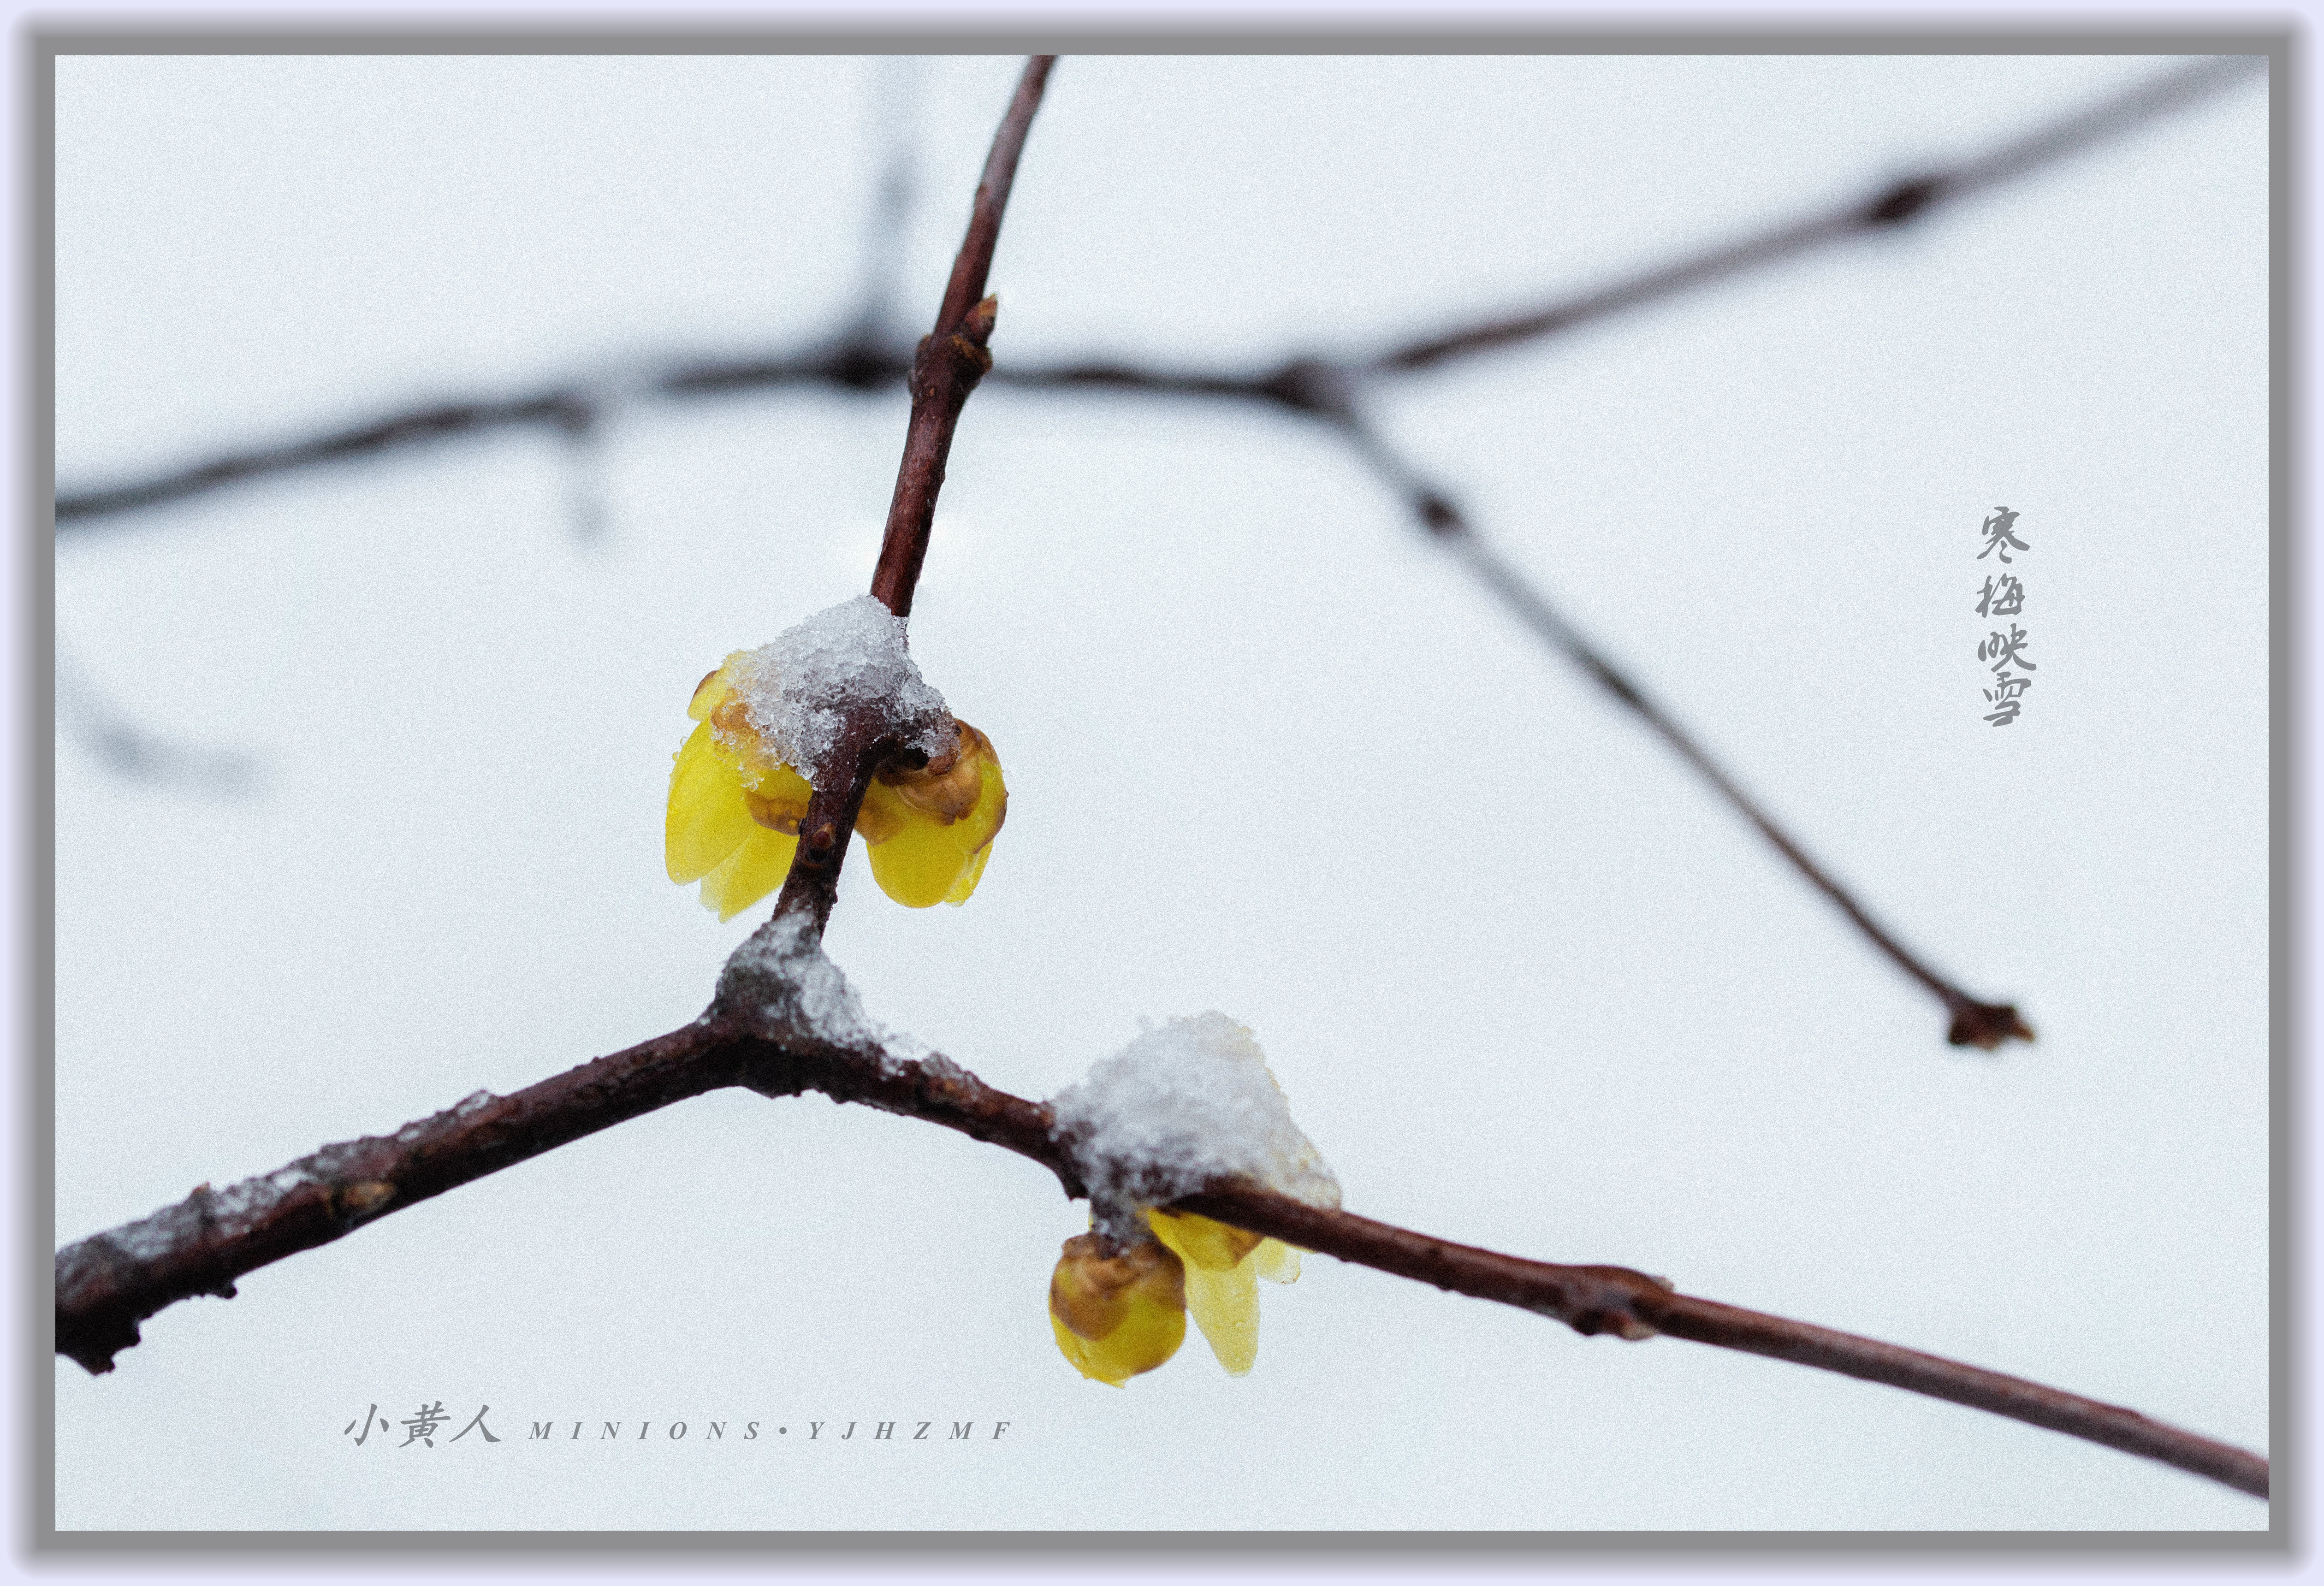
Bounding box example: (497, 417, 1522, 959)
(766, 54, 1053, 941)
(55, 1014, 2266, 1500)
(869, 53, 1053, 621)
(55, 1022, 745, 1377)
(1176, 1187, 2266, 1500)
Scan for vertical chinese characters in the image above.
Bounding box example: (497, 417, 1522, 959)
(1975, 508, 2036, 725)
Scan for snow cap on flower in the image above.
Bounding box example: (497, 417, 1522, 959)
(1044, 1014, 1335, 1383)
(717, 596, 953, 789)
(666, 597, 1006, 919)
(1049, 1013, 1342, 1248)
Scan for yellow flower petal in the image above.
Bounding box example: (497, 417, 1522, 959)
(742, 761, 813, 819)
(1146, 1210, 1264, 1377)
(1252, 1238, 1302, 1286)
(669, 652, 818, 920)
(1049, 1234, 1186, 1386)
(699, 826, 798, 922)
(863, 740, 1008, 909)
(1145, 1208, 1262, 1271)
(666, 721, 758, 885)
(864, 808, 975, 907)
(943, 837, 993, 906)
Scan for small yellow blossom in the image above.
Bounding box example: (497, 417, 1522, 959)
(666, 655, 1006, 920)
(1047, 1211, 1303, 1385)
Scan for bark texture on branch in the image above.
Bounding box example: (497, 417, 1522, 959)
(55, 1022, 745, 1375)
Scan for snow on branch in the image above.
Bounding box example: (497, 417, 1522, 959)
(1050, 1012, 1342, 1248)
(716, 596, 954, 790)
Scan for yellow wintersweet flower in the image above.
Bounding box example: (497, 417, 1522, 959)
(1047, 1210, 1303, 1385)
(852, 718, 1007, 908)
(666, 655, 1006, 920)
(1045, 1012, 1335, 1385)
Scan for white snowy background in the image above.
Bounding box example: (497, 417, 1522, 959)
(51, 52, 2269, 1533)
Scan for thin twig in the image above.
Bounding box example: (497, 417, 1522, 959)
(1330, 413, 2033, 1049)
(868, 53, 1053, 621)
(1369, 54, 2265, 371)
(53, 1016, 2265, 1500)
(1040, 343, 2032, 1046)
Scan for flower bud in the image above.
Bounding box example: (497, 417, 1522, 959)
(1047, 1233, 1186, 1386)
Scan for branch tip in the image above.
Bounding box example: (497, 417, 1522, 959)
(1948, 1002, 2037, 1051)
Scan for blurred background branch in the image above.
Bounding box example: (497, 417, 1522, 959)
(56, 57, 2263, 1042)
(53, 57, 2260, 529)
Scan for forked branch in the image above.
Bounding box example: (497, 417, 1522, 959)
(54, 1011, 2267, 1500)
(53, 59, 2259, 527)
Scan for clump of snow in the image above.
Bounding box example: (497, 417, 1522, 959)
(721, 911, 924, 1074)
(1049, 1013, 1341, 1246)
(720, 596, 954, 788)
(100, 1215, 182, 1266)
(918, 1050, 968, 1085)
